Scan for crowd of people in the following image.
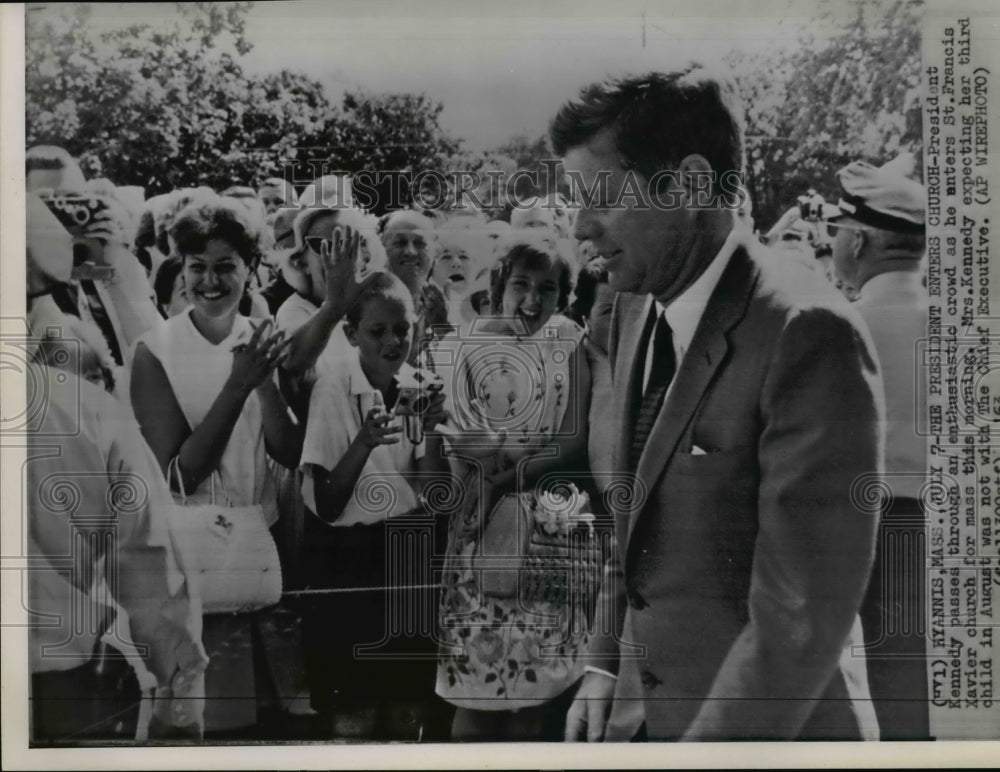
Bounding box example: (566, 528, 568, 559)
(24, 61, 929, 745)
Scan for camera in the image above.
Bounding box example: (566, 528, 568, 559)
(393, 370, 444, 418)
(37, 191, 112, 268)
(37, 191, 109, 237)
(797, 189, 826, 222)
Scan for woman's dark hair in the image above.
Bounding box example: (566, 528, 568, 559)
(153, 255, 184, 315)
(488, 235, 573, 317)
(549, 64, 745, 196)
(169, 199, 262, 269)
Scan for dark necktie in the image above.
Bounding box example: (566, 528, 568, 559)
(628, 312, 675, 471)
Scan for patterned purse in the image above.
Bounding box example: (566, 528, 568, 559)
(476, 486, 603, 609)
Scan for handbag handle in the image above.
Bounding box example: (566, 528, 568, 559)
(167, 457, 231, 507)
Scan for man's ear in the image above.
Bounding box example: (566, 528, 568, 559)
(677, 154, 714, 202)
(344, 322, 359, 347)
(851, 229, 867, 262)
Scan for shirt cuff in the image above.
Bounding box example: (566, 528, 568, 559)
(584, 665, 618, 680)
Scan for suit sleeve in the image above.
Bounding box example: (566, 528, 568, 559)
(585, 291, 628, 675)
(682, 306, 884, 740)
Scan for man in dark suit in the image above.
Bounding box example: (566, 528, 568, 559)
(552, 63, 885, 741)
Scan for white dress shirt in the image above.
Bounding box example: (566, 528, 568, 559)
(642, 228, 741, 393)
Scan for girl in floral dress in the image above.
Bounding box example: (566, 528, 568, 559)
(434, 232, 595, 741)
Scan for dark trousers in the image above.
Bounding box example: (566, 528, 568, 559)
(300, 510, 453, 739)
(860, 495, 930, 739)
(31, 644, 140, 744)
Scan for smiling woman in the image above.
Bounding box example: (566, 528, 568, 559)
(129, 194, 303, 737)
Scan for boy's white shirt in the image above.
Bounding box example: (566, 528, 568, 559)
(300, 346, 428, 525)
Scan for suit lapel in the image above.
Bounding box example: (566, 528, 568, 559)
(626, 246, 759, 542)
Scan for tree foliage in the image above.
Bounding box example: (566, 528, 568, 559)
(729, 0, 923, 229)
(26, 0, 922, 228)
(293, 90, 465, 214)
(26, 3, 331, 194)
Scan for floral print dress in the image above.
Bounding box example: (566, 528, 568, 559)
(435, 316, 592, 711)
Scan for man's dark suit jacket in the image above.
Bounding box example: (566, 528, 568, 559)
(592, 242, 885, 740)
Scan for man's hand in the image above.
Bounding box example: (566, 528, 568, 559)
(564, 671, 616, 742)
(322, 225, 381, 313)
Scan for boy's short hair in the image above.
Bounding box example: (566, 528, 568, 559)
(345, 272, 415, 328)
(488, 230, 574, 316)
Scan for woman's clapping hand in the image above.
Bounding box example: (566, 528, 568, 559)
(227, 319, 291, 396)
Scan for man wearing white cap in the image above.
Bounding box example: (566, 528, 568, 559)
(826, 153, 929, 740)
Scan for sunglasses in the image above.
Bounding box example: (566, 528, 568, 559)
(304, 236, 331, 255)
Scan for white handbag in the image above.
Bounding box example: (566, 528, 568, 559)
(167, 457, 282, 614)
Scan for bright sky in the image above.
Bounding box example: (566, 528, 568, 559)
(69, 0, 852, 150)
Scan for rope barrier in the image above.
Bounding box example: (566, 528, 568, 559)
(281, 582, 444, 597)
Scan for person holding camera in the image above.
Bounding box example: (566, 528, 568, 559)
(298, 270, 453, 740)
(27, 146, 163, 374)
(25, 193, 209, 742)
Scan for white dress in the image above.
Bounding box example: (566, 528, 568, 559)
(138, 306, 276, 522)
(433, 315, 593, 710)
(137, 306, 278, 732)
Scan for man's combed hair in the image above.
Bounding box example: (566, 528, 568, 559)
(549, 64, 746, 189)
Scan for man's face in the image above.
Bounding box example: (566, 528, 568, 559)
(564, 130, 698, 302)
(288, 211, 338, 303)
(382, 218, 433, 293)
